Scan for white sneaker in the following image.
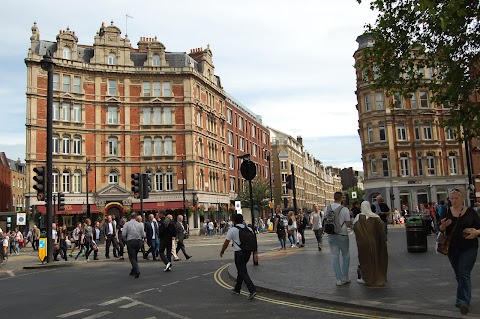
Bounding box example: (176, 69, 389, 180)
(342, 278, 351, 284)
(164, 262, 171, 272)
(336, 280, 343, 286)
(357, 278, 366, 284)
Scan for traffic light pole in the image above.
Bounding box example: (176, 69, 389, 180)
(140, 174, 144, 221)
(291, 164, 298, 215)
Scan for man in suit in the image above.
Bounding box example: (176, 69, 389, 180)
(144, 213, 159, 260)
(103, 215, 118, 258)
(159, 214, 177, 271)
(175, 215, 192, 260)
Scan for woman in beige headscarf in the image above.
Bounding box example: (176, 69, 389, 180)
(353, 201, 388, 286)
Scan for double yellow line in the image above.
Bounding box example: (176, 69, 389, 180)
(214, 264, 399, 319)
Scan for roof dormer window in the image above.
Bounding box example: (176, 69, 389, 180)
(152, 54, 160, 66)
(108, 53, 117, 65)
(63, 46, 72, 59)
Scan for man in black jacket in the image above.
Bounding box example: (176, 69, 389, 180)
(372, 195, 390, 237)
(175, 215, 191, 260)
(159, 214, 176, 271)
(144, 214, 159, 260)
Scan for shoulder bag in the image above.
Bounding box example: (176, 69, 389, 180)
(436, 208, 462, 255)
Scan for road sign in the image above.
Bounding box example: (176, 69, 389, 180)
(17, 213, 26, 225)
(38, 237, 47, 263)
(235, 201, 241, 211)
(351, 191, 357, 199)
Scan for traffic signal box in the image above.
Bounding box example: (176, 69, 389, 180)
(33, 166, 46, 201)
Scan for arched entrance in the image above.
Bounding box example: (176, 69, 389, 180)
(104, 202, 124, 220)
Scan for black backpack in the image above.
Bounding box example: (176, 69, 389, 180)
(234, 226, 258, 253)
(276, 215, 285, 231)
(324, 204, 345, 235)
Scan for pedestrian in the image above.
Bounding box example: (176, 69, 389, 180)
(286, 211, 297, 248)
(31, 225, 40, 251)
(103, 215, 118, 258)
(351, 201, 361, 221)
(117, 217, 126, 260)
(144, 213, 159, 260)
(326, 191, 352, 286)
(93, 221, 101, 260)
(420, 204, 434, 235)
(74, 222, 86, 260)
(208, 220, 215, 237)
(54, 225, 68, 261)
(438, 188, 480, 315)
(159, 214, 177, 272)
(353, 201, 388, 286)
(371, 195, 390, 237)
(220, 213, 257, 300)
(122, 212, 145, 278)
(70, 222, 83, 257)
(310, 204, 324, 251)
(83, 219, 95, 261)
(274, 208, 286, 250)
(175, 215, 192, 260)
(297, 209, 308, 247)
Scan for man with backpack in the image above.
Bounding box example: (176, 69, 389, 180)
(325, 191, 352, 286)
(274, 207, 286, 250)
(220, 213, 257, 300)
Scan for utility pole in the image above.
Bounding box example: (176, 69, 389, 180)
(291, 164, 298, 214)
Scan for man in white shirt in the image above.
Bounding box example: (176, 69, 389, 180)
(326, 192, 352, 286)
(220, 214, 257, 300)
(103, 215, 118, 258)
(310, 204, 324, 251)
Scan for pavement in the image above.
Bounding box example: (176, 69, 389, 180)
(227, 226, 480, 319)
(3, 227, 479, 318)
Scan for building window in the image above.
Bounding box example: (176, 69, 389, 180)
(62, 103, 71, 121)
(155, 171, 164, 191)
(414, 121, 421, 140)
(195, 85, 200, 100)
(164, 107, 172, 125)
(410, 92, 417, 109)
(393, 93, 402, 109)
(364, 93, 371, 112)
(108, 137, 118, 156)
(426, 152, 436, 175)
(107, 106, 118, 124)
(196, 111, 202, 127)
(419, 91, 429, 108)
(198, 139, 204, 157)
(62, 135, 70, 154)
(361, 68, 368, 82)
(423, 122, 433, 140)
(252, 124, 256, 138)
(108, 171, 118, 184)
(227, 108, 232, 124)
(73, 76, 81, 93)
(143, 107, 151, 125)
(229, 153, 234, 169)
(367, 124, 374, 143)
(152, 54, 160, 66)
(108, 80, 117, 95)
(63, 46, 72, 59)
(230, 177, 235, 192)
(62, 170, 70, 193)
(382, 154, 389, 177)
(282, 185, 288, 195)
(53, 74, 60, 90)
(73, 136, 81, 155)
(228, 131, 233, 146)
(239, 137, 244, 151)
(73, 171, 81, 193)
(379, 123, 386, 141)
(153, 81, 161, 97)
(53, 102, 60, 121)
(400, 154, 410, 176)
(281, 160, 287, 170)
(143, 82, 151, 96)
(164, 137, 172, 155)
(52, 171, 59, 193)
(163, 81, 171, 97)
(154, 137, 162, 155)
(144, 137, 152, 156)
(239, 117, 244, 131)
(73, 104, 81, 122)
(52, 135, 59, 154)
(63, 75, 71, 92)
(449, 152, 458, 175)
(375, 92, 384, 110)
(445, 127, 455, 140)
(281, 173, 288, 182)
(108, 53, 116, 65)
(417, 154, 424, 176)
(166, 172, 173, 191)
(397, 123, 407, 141)
(370, 156, 377, 177)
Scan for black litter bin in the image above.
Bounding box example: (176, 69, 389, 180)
(406, 216, 427, 252)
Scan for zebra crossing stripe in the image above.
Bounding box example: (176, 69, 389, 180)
(82, 311, 112, 319)
(119, 301, 141, 309)
(57, 308, 91, 318)
(98, 297, 129, 306)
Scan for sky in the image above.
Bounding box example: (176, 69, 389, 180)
(0, 0, 378, 171)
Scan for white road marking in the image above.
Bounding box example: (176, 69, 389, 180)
(0, 269, 55, 281)
(7, 271, 15, 277)
(57, 308, 91, 318)
(202, 271, 214, 276)
(185, 276, 199, 280)
(82, 311, 111, 319)
(119, 300, 141, 308)
(98, 297, 129, 306)
(144, 317, 157, 319)
(135, 288, 156, 295)
(162, 281, 180, 287)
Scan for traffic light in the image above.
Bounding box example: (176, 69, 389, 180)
(33, 166, 46, 201)
(285, 175, 293, 190)
(390, 193, 395, 201)
(344, 192, 350, 206)
(142, 173, 152, 199)
(57, 192, 65, 211)
(131, 173, 141, 197)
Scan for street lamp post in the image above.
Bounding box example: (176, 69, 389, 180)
(41, 51, 55, 263)
(86, 158, 92, 219)
(266, 153, 273, 218)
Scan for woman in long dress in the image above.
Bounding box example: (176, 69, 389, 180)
(353, 201, 388, 286)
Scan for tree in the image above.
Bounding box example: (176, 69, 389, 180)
(236, 178, 271, 214)
(357, 0, 480, 139)
(346, 186, 365, 204)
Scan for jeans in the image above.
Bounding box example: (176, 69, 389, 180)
(288, 233, 295, 246)
(448, 248, 478, 306)
(127, 239, 142, 274)
(298, 229, 305, 245)
(145, 238, 158, 259)
(277, 231, 286, 249)
(313, 229, 323, 247)
(234, 250, 256, 293)
(328, 234, 350, 280)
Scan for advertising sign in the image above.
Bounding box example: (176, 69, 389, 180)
(17, 213, 27, 226)
(38, 238, 47, 262)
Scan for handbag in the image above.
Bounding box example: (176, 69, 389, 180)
(436, 208, 462, 255)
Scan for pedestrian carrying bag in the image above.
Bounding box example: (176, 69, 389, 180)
(436, 208, 462, 255)
(234, 226, 258, 253)
(324, 205, 344, 235)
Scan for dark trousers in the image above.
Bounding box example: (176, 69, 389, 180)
(118, 235, 125, 257)
(127, 239, 142, 274)
(32, 239, 39, 251)
(105, 234, 118, 257)
(234, 250, 256, 293)
(145, 238, 158, 260)
(313, 228, 323, 247)
(159, 237, 173, 265)
(298, 228, 306, 245)
(54, 240, 67, 260)
(84, 237, 94, 259)
(176, 238, 190, 258)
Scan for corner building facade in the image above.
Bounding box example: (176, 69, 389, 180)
(25, 22, 269, 231)
(354, 34, 469, 210)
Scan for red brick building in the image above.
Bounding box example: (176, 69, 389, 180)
(25, 22, 272, 230)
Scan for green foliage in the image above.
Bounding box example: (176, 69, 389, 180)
(346, 186, 365, 204)
(236, 178, 271, 213)
(357, 0, 480, 139)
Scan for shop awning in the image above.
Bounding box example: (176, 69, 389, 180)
(132, 201, 188, 211)
(36, 204, 100, 215)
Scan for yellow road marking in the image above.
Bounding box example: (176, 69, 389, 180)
(214, 264, 400, 319)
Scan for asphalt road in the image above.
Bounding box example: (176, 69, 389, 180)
(1, 232, 437, 319)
